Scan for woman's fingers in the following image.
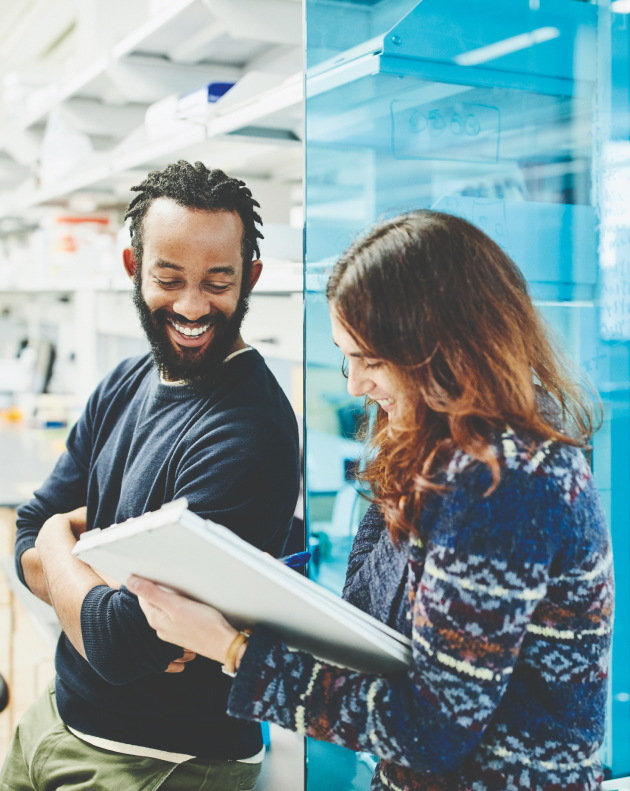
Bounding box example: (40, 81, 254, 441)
(128, 576, 178, 631)
(127, 575, 239, 663)
(128, 575, 169, 607)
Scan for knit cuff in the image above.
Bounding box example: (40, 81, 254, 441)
(15, 535, 37, 588)
(226, 626, 279, 720)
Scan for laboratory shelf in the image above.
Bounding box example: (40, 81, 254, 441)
(0, 0, 303, 220)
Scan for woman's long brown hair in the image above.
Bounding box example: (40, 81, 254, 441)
(326, 210, 597, 541)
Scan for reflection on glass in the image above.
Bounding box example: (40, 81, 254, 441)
(305, 0, 629, 787)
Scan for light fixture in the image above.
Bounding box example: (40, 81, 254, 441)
(612, 0, 630, 13)
(454, 27, 561, 67)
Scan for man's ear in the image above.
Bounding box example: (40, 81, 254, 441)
(123, 247, 138, 280)
(247, 260, 263, 292)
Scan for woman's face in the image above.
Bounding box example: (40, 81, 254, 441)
(330, 308, 408, 425)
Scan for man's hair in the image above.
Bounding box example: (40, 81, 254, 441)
(124, 160, 264, 280)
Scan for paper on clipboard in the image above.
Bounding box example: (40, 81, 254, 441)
(73, 499, 412, 674)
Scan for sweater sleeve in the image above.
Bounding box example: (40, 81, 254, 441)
(13, 357, 147, 585)
(17, 422, 185, 682)
(343, 504, 385, 593)
(80, 586, 184, 684)
(342, 503, 407, 615)
(227, 473, 556, 774)
(14, 402, 94, 587)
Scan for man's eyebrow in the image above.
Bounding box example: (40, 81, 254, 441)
(154, 261, 183, 272)
(152, 261, 237, 276)
(206, 265, 237, 276)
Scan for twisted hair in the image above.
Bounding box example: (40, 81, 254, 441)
(124, 160, 263, 279)
(327, 210, 598, 542)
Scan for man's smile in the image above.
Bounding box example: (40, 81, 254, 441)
(166, 318, 214, 348)
(169, 320, 211, 337)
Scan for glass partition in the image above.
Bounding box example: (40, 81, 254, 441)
(304, 0, 629, 786)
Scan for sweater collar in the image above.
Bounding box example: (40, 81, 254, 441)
(150, 347, 259, 402)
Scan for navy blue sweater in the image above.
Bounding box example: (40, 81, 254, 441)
(16, 350, 300, 758)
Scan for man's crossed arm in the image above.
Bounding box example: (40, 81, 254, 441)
(22, 507, 90, 608)
(22, 507, 194, 672)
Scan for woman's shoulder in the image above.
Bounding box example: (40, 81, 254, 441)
(428, 429, 605, 563)
(503, 428, 591, 503)
(446, 427, 593, 507)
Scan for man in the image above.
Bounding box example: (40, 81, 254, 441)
(0, 161, 300, 791)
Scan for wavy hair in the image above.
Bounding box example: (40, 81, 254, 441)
(326, 210, 597, 540)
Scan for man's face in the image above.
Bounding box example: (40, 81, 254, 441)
(127, 198, 261, 383)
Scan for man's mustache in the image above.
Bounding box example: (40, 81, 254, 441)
(156, 310, 224, 326)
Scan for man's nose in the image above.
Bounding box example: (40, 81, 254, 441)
(172, 288, 211, 322)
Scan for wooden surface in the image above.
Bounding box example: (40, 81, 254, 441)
(0, 508, 55, 762)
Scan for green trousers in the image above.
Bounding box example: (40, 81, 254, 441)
(0, 687, 261, 791)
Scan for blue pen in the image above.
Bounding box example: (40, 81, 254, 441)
(279, 551, 311, 569)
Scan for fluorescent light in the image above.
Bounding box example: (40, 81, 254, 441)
(454, 27, 561, 67)
(612, 0, 630, 13)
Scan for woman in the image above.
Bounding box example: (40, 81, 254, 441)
(128, 210, 613, 791)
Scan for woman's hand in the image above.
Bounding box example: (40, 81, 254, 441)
(127, 576, 240, 667)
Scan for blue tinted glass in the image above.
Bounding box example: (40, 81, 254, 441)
(305, 0, 628, 786)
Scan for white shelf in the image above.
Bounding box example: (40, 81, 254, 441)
(0, 0, 300, 136)
(111, 123, 208, 173)
(0, 0, 303, 215)
(0, 0, 304, 336)
(207, 72, 303, 137)
(112, 0, 200, 61)
(0, 0, 237, 143)
(0, 112, 301, 217)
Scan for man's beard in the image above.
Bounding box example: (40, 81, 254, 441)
(132, 276, 250, 384)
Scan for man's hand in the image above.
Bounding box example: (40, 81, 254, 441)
(65, 506, 88, 539)
(164, 648, 197, 673)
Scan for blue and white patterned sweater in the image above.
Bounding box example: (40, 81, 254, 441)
(228, 429, 613, 791)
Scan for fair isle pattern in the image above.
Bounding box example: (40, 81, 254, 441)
(229, 429, 613, 791)
(500, 427, 592, 504)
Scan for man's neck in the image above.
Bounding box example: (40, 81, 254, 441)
(229, 335, 247, 354)
(158, 339, 252, 384)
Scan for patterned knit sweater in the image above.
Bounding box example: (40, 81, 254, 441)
(228, 428, 613, 791)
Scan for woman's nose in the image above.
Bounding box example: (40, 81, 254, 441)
(346, 361, 372, 398)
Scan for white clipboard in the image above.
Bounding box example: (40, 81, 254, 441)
(73, 499, 412, 674)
